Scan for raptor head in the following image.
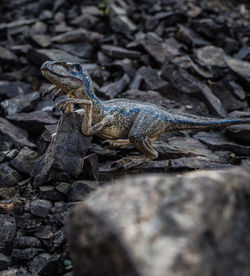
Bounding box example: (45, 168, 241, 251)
(41, 61, 93, 94)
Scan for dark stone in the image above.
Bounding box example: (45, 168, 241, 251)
(227, 81, 246, 100)
(131, 66, 168, 93)
(109, 4, 137, 35)
(39, 186, 65, 202)
(0, 268, 31, 276)
(7, 111, 57, 136)
(68, 169, 250, 276)
(10, 147, 39, 175)
(0, 46, 18, 63)
(14, 236, 42, 249)
(140, 32, 179, 64)
(31, 112, 92, 186)
(11, 248, 43, 261)
(30, 199, 52, 218)
(0, 163, 22, 188)
(0, 253, 12, 270)
(225, 125, 250, 145)
(209, 82, 248, 112)
(225, 56, 250, 84)
(195, 45, 226, 67)
(234, 46, 250, 60)
(176, 25, 209, 47)
(0, 81, 31, 99)
(1, 92, 40, 116)
(70, 13, 99, 29)
(68, 181, 97, 202)
(30, 34, 51, 48)
(82, 153, 99, 181)
(28, 253, 60, 275)
(0, 199, 24, 215)
(99, 74, 130, 99)
(54, 42, 93, 59)
(0, 118, 36, 149)
(193, 131, 250, 156)
(0, 215, 16, 254)
(101, 45, 141, 59)
(161, 62, 227, 117)
(35, 225, 53, 240)
(52, 229, 65, 249)
(55, 182, 70, 195)
(23, 219, 42, 234)
(27, 48, 84, 68)
(51, 29, 103, 44)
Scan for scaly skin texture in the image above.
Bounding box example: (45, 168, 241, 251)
(41, 61, 250, 169)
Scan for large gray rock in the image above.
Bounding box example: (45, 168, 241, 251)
(68, 168, 250, 276)
(31, 112, 92, 186)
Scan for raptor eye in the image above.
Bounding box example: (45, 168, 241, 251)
(71, 64, 81, 74)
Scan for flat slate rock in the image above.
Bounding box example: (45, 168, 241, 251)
(101, 45, 141, 59)
(225, 56, 250, 84)
(193, 131, 250, 155)
(0, 118, 36, 148)
(7, 111, 57, 135)
(1, 92, 40, 116)
(0, 81, 31, 99)
(31, 112, 92, 186)
(195, 45, 226, 67)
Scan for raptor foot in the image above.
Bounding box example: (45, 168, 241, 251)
(112, 156, 149, 170)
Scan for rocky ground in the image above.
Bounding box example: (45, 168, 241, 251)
(0, 0, 250, 275)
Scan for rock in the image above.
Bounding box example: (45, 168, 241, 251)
(101, 45, 141, 59)
(27, 48, 84, 67)
(0, 118, 36, 148)
(28, 253, 60, 275)
(209, 81, 248, 112)
(39, 185, 65, 201)
(7, 111, 57, 135)
(31, 112, 92, 186)
(225, 56, 250, 84)
(234, 46, 250, 60)
(82, 153, 99, 181)
(130, 66, 168, 93)
(30, 199, 52, 218)
(0, 253, 12, 270)
(176, 25, 209, 47)
(140, 32, 179, 64)
(68, 168, 250, 276)
(52, 229, 64, 249)
(10, 147, 39, 175)
(0, 268, 31, 276)
(225, 125, 250, 145)
(55, 182, 70, 195)
(68, 181, 98, 202)
(195, 46, 226, 67)
(0, 163, 22, 187)
(11, 248, 43, 261)
(193, 131, 250, 155)
(54, 42, 93, 59)
(0, 81, 31, 99)
(0, 215, 16, 254)
(99, 74, 130, 99)
(30, 34, 51, 48)
(0, 92, 40, 115)
(0, 46, 18, 63)
(51, 29, 103, 44)
(14, 236, 41, 249)
(109, 3, 137, 34)
(227, 81, 246, 101)
(161, 62, 227, 117)
(35, 225, 53, 240)
(0, 199, 24, 215)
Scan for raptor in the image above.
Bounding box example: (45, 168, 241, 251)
(41, 61, 250, 169)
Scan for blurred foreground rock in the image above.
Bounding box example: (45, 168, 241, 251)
(31, 112, 92, 186)
(68, 168, 250, 276)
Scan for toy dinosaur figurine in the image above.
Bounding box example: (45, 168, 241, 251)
(41, 61, 250, 169)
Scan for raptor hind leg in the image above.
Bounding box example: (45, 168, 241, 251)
(113, 112, 162, 170)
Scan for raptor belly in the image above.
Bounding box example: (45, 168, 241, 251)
(97, 125, 128, 140)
